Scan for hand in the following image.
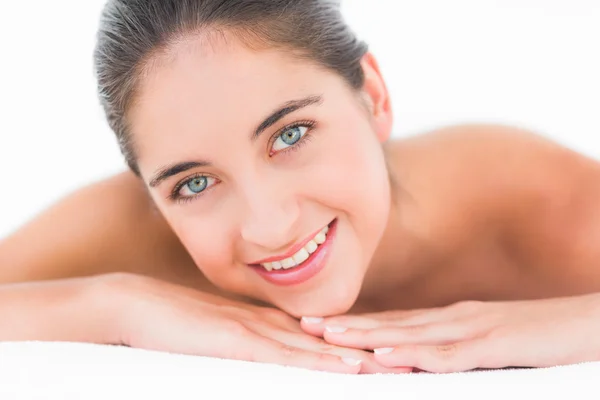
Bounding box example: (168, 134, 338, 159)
(100, 273, 410, 374)
(300, 294, 600, 373)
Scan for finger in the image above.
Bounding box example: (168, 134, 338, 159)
(360, 306, 474, 328)
(359, 355, 414, 374)
(246, 320, 410, 374)
(339, 301, 486, 328)
(373, 339, 501, 373)
(358, 307, 443, 321)
(322, 321, 482, 349)
(301, 306, 460, 337)
(232, 332, 363, 374)
(301, 315, 383, 337)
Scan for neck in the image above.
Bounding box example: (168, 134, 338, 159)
(356, 183, 430, 311)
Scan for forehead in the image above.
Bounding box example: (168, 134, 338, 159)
(128, 34, 343, 167)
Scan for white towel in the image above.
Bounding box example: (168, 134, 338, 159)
(0, 341, 597, 400)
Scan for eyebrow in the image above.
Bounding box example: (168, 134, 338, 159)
(149, 161, 211, 188)
(251, 95, 323, 141)
(148, 95, 323, 188)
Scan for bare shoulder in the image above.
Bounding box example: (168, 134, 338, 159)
(389, 122, 600, 213)
(389, 123, 600, 290)
(392, 122, 599, 181)
(0, 170, 200, 286)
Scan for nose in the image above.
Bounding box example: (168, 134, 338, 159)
(239, 177, 301, 251)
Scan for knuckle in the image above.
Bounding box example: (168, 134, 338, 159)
(315, 351, 331, 363)
(310, 351, 336, 371)
(403, 324, 428, 336)
(434, 343, 460, 359)
(318, 343, 338, 354)
(278, 344, 297, 359)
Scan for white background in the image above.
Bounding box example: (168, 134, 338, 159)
(0, 0, 599, 239)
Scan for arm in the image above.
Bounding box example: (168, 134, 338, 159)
(0, 171, 388, 373)
(0, 275, 122, 343)
(0, 170, 201, 344)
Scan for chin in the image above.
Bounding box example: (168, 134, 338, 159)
(278, 279, 363, 318)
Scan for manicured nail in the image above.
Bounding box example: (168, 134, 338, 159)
(341, 357, 362, 366)
(374, 347, 394, 354)
(301, 317, 324, 324)
(325, 326, 347, 333)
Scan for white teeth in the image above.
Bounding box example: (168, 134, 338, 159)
(292, 248, 310, 265)
(259, 222, 331, 271)
(314, 232, 326, 245)
(305, 240, 318, 254)
(281, 258, 297, 269)
(272, 261, 282, 270)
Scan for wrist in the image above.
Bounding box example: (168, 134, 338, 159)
(85, 272, 148, 346)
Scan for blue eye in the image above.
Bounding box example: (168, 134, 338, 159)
(187, 177, 207, 193)
(272, 126, 308, 152)
(175, 175, 217, 200)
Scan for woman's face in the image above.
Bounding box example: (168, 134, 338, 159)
(130, 34, 394, 317)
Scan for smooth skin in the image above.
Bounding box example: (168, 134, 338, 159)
(1, 32, 600, 374)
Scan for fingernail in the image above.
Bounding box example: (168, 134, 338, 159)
(325, 326, 347, 333)
(374, 347, 394, 354)
(301, 317, 324, 324)
(341, 357, 362, 366)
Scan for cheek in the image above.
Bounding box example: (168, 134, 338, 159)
(315, 124, 391, 217)
(170, 214, 238, 284)
(310, 123, 391, 253)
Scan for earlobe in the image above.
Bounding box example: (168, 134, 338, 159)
(360, 52, 393, 143)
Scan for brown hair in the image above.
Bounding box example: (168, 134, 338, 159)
(94, 0, 369, 176)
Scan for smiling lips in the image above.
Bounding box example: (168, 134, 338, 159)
(249, 219, 337, 286)
(252, 224, 329, 271)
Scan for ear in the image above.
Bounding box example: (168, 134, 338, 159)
(359, 52, 393, 143)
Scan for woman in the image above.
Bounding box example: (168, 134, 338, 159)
(1, 0, 600, 375)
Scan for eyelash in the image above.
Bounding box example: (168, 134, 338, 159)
(167, 120, 317, 204)
(268, 120, 315, 157)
